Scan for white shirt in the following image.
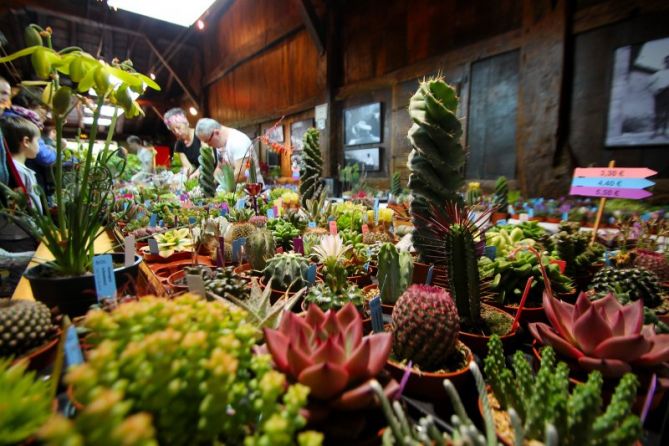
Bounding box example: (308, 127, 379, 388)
(14, 161, 43, 214)
(217, 128, 264, 183)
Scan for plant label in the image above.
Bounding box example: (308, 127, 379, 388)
(186, 274, 206, 297)
(123, 202, 129, 212)
(93, 254, 117, 301)
(267, 208, 275, 219)
(124, 235, 135, 267)
(604, 250, 611, 266)
(149, 213, 157, 227)
(496, 219, 507, 226)
(144, 200, 151, 207)
(373, 198, 380, 224)
(561, 212, 568, 221)
(519, 213, 529, 222)
(507, 205, 514, 215)
(236, 198, 246, 209)
(484, 245, 496, 260)
(159, 219, 164, 227)
(273, 206, 279, 218)
(308, 221, 316, 228)
(232, 238, 245, 262)
(188, 216, 197, 225)
(64, 325, 84, 368)
(148, 237, 160, 255)
(293, 237, 304, 255)
(221, 203, 229, 216)
(361, 224, 369, 234)
(369, 296, 383, 333)
(527, 208, 534, 218)
(329, 220, 338, 235)
(550, 259, 566, 274)
(306, 264, 317, 285)
(425, 265, 434, 285)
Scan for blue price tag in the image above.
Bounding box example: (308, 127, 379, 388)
(144, 200, 151, 207)
(148, 238, 159, 255)
(507, 205, 514, 215)
(188, 216, 197, 225)
(425, 265, 435, 285)
(484, 245, 497, 260)
(123, 202, 129, 212)
(267, 208, 275, 219)
(221, 203, 229, 216)
(370, 296, 384, 333)
(236, 198, 246, 210)
(64, 326, 84, 368)
(93, 255, 117, 300)
(604, 250, 611, 266)
(528, 208, 534, 218)
(306, 264, 317, 285)
(232, 238, 246, 262)
(374, 198, 380, 224)
(562, 212, 569, 221)
(641, 213, 651, 222)
(308, 221, 317, 228)
(158, 219, 164, 227)
(149, 213, 157, 227)
(496, 219, 507, 226)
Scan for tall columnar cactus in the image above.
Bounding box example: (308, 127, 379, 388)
(245, 229, 275, 271)
(390, 171, 402, 197)
(198, 145, 216, 198)
(300, 128, 323, 207)
(377, 243, 413, 304)
(465, 182, 482, 205)
(407, 77, 466, 261)
(391, 285, 460, 371)
(494, 176, 509, 211)
(445, 220, 481, 329)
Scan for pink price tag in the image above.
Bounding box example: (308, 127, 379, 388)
(550, 259, 566, 274)
(329, 220, 338, 235)
(361, 224, 369, 234)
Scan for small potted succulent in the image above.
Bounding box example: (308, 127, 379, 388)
(261, 251, 311, 302)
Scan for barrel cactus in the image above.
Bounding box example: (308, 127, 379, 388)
(391, 285, 460, 371)
(465, 182, 482, 206)
(494, 176, 508, 211)
(262, 252, 310, 291)
(198, 145, 216, 198)
(0, 299, 56, 358)
(377, 243, 413, 304)
(299, 128, 323, 207)
(407, 77, 466, 262)
(591, 266, 664, 308)
(245, 229, 276, 271)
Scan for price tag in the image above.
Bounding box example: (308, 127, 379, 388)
(149, 213, 157, 227)
(527, 208, 534, 218)
(550, 259, 566, 274)
(308, 221, 317, 228)
(507, 205, 514, 215)
(329, 220, 338, 235)
(232, 238, 246, 262)
(159, 219, 164, 227)
(519, 213, 529, 222)
(124, 235, 135, 267)
(148, 237, 160, 255)
(188, 216, 197, 225)
(273, 206, 279, 218)
(373, 198, 380, 224)
(561, 212, 568, 221)
(144, 200, 151, 207)
(267, 208, 275, 219)
(306, 264, 317, 285)
(236, 198, 246, 209)
(425, 265, 435, 285)
(484, 245, 497, 260)
(123, 202, 129, 212)
(64, 325, 84, 368)
(186, 274, 206, 297)
(221, 203, 229, 216)
(293, 237, 304, 254)
(496, 219, 507, 226)
(604, 250, 611, 266)
(361, 224, 369, 234)
(93, 254, 117, 301)
(369, 296, 384, 333)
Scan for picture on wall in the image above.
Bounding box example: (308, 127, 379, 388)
(606, 36, 669, 146)
(266, 124, 284, 143)
(344, 103, 382, 146)
(290, 119, 314, 152)
(344, 147, 381, 172)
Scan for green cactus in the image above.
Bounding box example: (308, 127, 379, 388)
(465, 182, 482, 206)
(198, 145, 216, 198)
(552, 226, 605, 278)
(445, 221, 482, 329)
(390, 171, 402, 197)
(245, 229, 276, 271)
(484, 335, 642, 446)
(262, 252, 310, 291)
(377, 243, 414, 304)
(407, 77, 466, 262)
(299, 128, 323, 207)
(494, 176, 508, 211)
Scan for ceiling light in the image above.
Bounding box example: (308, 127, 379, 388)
(149, 72, 156, 80)
(196, 20, 205, 30)
(83, 116, 112, 127)
(189, 106, 198, 116)
(107, 0, 216, 27)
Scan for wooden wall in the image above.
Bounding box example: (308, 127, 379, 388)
(202, 0, 669, 197)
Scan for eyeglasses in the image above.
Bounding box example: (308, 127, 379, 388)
(204, 130, 217, 147)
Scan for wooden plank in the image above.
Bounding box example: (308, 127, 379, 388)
(297, 0, 325, 54)
(574, 0, 669, 34)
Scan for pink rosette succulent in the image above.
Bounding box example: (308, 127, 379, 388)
(528, 291, 669, 377)
(263, 302, 397, 410)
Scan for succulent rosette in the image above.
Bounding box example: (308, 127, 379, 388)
(263, 303, 397, 411)
(528, 291, 669, 377)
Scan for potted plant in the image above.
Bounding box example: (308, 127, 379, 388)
(363, 242, 413, 314)
(0, 25, 159, 317)
(261, 251, 311, 302)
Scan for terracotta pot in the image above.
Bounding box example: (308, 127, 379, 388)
(491, 212, 508, 224)
(458, 304, 518, 357)
(141, 249, 193, 264)
(545, 217, 561, 224)
(12, 331, 61, 372)
(151, 256, 213, 282)
(361, 284, 394, 316)
(411, 262, 448, 288)
(233, 263, 260, 282)
(167, 267, 214, 293)
(385, 341, 473, 402)
(486, 300, 546, 326)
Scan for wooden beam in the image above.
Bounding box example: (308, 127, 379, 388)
(573, 0, 669, 34)
(297, 0, 324, 55)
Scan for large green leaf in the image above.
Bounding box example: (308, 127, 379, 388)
(0, 45, 41, 63)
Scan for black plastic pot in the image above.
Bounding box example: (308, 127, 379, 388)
(23, 253, 143, 318)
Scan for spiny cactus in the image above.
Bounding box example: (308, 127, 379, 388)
(407, 77, 466, 262)
(0, 299, 55, 358)
(591, 266, 664, 308)
(465, 182, 482, 206)
(198, 145, 216, 198)
(494, 176, 508, 211)
(377, 243, 413, 304)
(391, 285, 460, 371)
(633, 249, 669, 282)
(483, 335, 642, 446)
(299, 128, 323, 207)
(245, 229, 276, 271)
(390, 171, 402, 197)
(262, 252, 310, 291)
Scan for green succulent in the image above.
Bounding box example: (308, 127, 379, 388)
(494, 176, 508, 211)
(262, 252, 310, 291)
(267, 219, 300, 250)
(304, 282, 364, 311)
(198, 146, 216, 198)
(299, 128, 323, 207)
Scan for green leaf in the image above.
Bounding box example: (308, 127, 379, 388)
(0, 45, 41, 63)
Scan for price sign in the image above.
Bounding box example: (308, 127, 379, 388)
(93, 255, 116, 301)
(570, 167, 656, 200)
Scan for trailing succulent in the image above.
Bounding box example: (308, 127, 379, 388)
(391, 285, 460, 371)
(198, 145, 217, 198)
(262, 252, 310, 291)
(299, 128, 324, 207)
(484, 335, 642, 446)
(407, 77, 466, 262)
(0, 358, 53, 445)
(528, 291, 669, 377)
(71, 294, 318, 446)
(0, 299, 56, 358)
(263, 303, 397, 412)
(493, 176, 508, 211)
(376, 243, 413, 305)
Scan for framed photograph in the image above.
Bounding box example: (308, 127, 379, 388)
(266, 124, 284, 143)
(606, 36, 669, 146)
(344, 147, 381, 172)
(290, 119, 314, 152)
(344, 103, 382, 146)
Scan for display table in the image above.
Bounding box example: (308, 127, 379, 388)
(12, 230, 167, 301)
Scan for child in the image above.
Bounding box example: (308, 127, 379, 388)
(0, 114, 44, 214)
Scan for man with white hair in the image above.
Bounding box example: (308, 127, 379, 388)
(195, 118, 263, 183)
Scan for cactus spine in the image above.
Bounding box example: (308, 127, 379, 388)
(407, 77, 466, 262)
(198, 145, 216, 197)
(299, 128, 323, 207)
(494, 176, 508, 210)
(245, 229, 275, 271)
(262, 252, 310, 291)
(377, 243, 413, 304)
(391, 285, 460, 371)
(445, 222, 481, 329)
(390, 171, 402, 197)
